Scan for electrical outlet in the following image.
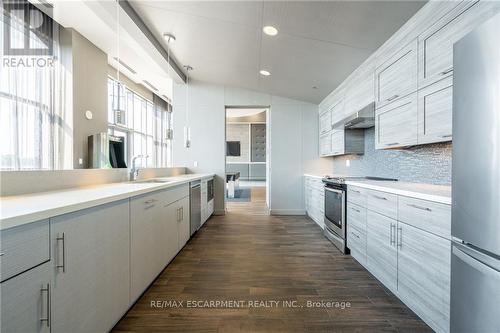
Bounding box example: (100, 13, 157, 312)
(78, 158, 83, 165)
(194, 161, 198, 167)
(346, 159, 351, 167)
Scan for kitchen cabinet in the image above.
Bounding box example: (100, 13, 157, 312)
(417, 1, 500, 89)
(344, 63, 375, 117)
(201, 179, 208, 224)
(375, 93, 418, 149)
(330, 130, 345, 156)
(346, 202, 367, 265)
(130, 190, 165, 302)
(417, 76, 453, 144)
(375, 39, 417, 109)
(319, 133, 332, 156)
(319, 110, 332, 135)
(366, 210, 398, 291)
(50, 199, 130, 333)
(329, 99, 346, 127)
(0, 262, 51, 333)
(304, 176, 324, 228)
(397, 222, 451, 333)
(173, 196, 190, 250)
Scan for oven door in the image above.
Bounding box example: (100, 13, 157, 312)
(324, 186, 345, 237)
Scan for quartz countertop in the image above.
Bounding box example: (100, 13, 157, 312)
(0, 173, 215, 230)
(345, 180, 451, 205)
(303, 174, 451, 205)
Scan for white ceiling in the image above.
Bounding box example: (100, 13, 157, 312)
(130, 1, 426, 104)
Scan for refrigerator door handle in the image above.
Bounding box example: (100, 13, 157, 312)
(453, 242, 500, 274)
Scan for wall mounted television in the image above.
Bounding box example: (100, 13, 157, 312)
(226, 141, 241, 156)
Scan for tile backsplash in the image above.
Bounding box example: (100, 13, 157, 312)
(332, 128, 452, 185)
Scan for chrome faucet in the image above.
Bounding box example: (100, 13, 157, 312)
(130, 155, 148, 181)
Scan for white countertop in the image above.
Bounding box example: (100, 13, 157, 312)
(303, 174, 451, 205)
(346, 180, 451, 205)
(0, 173, 214, 230)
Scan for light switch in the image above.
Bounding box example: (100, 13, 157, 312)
(194, 161, 198, 167)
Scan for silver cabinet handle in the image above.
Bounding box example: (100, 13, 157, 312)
(144, 199, 157, 204)
(386, 142, 399, 146)
(56, 233, 66, 273)
(441, 68, 453, 75)
(350, 231, 360, 239)
(386, 94, 399, 102)
(390, 223, 395, 246)
(372, 194, 388, 201)
(40, 283, 50, 327)
(441, 134, 452, 138)
(350, 189, 360, 194)
(397, 226, 403, 248)
(351, 207, 360, 213)
(407, 203, 432, 212)
(0, 252, 4, 256)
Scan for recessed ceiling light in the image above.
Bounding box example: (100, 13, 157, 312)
(259, 70, 271, 76)
(263, 26, 278, 36)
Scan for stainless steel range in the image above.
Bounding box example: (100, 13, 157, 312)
(322, 176, 397, 253)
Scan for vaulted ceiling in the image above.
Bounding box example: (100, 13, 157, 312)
(130, 1, 426, 104)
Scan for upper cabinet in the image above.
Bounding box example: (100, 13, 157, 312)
(344, 63, 375, 118)
(418, 1, 500, 89)
(319, 110, 332, 135)
(375, 39, 417, 109)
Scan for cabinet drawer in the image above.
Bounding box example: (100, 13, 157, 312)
(347, 186, 367, 206)
(375, 93, 418, 149)
(0, 220, 50, 282)
(417, 76, 453, 144)
(375, 39, 417, 108)
(398, 196, 451, 239)
(347, 225, 366, 264)
(347, 202, 366, 233)
(159, 184, 190, 206)
(366, 190, 398, 220)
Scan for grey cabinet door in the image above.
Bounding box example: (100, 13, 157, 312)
(177, 196, 190, 250)
(330, 130, 345, 156)
(330, 100, 345, 126)
(51, 200, 130, 333)
(319, 111, 332, 135)
(375, 39, 417, 108)
(251, 124, 266, 162)
(417, 1, 500, 88)
(375, 93, 418, 149)
(397, 222, 451, 333)
(344, 63, 375, 117)
(366, 210, 397, 292)
(0, 262, 50, 333)
(319, 133, 332, 156)
(130, 192, 164, 302)
(163, 200, 181, 265)
(417, 76, 453, 144)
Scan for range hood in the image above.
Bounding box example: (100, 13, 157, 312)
(335, 102, 375, 129)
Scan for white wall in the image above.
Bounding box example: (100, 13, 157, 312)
(172, 80, 330, 215)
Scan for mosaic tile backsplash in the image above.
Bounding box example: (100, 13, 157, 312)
(331, 128, 452, 185)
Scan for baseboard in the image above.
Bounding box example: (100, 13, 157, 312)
(270, 209, 306, 216)
(213, 209, 225, 216)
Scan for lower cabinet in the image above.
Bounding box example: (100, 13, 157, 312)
(304, 176, 324, 228)
(398, 222, 451, 333)
(0, 262, 51, 333)
(173, 196, 190, 250)
(50, 199, 130, 333)
(366, 210, 398, 292)
(349, 185, 452, 333)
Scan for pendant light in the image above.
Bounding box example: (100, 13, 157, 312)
(183, 65, 193, 148)
(163, 33, 176, 141)
(114, 2, 126, 126)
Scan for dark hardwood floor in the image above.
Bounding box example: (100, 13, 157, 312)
(113, 187, 431, 332)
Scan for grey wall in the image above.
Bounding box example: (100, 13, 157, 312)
(70, 30, 108, 168)
(226, 124, 250, 162)
(331, 128, 452, 185)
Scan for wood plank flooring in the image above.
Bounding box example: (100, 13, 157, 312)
(113, 186, 431, 333)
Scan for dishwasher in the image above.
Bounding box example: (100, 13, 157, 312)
(190, 181, 201, 236)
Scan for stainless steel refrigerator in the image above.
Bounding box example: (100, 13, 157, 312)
(451, 12, 500, 332)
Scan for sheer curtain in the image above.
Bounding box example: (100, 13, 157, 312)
(0, 1, 71, 170)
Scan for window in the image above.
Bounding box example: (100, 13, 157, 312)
(0, 1, 70, 170)
(107, 78, 172, 168)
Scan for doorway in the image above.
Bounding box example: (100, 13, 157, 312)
(224, 107, 269, 214)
